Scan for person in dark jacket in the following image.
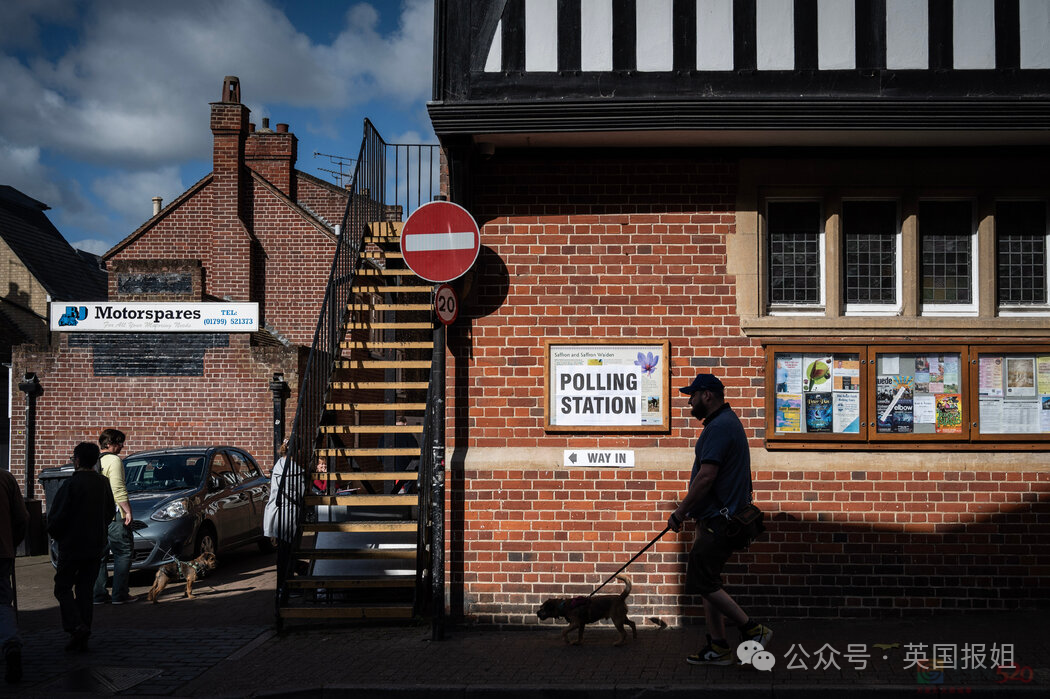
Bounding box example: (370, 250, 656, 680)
(47, 443, 115, 652)
(0, 469, 28, 683)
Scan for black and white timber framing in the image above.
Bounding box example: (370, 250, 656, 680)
(430, 0, 1050, 138)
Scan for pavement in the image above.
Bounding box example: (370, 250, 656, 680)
(2, 550, 1047, 697)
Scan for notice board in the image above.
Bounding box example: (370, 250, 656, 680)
(544, 339, 670, 432)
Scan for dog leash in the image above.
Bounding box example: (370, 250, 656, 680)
(587, 525, 671, 598)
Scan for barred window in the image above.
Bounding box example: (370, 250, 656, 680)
(768, 202, 822, 305)
(843, 201, 897, 305)
(997, 201, 1047, 306)
(920, 201, 974, 305)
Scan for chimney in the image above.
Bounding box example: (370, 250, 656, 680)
(208, 76, 252, 300)
(245, 111, 297, 198)
(152, 196, 162, 216)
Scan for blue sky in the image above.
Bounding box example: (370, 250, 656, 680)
(0, 0, 436, 255)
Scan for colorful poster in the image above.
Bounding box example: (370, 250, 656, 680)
(775, 355, 803, 393)
(979, 396, 1003, 434)
(1042, 396, 1050, 433)
(1006, 357, 1036, 397)
(935, 394, 963, 434)
(875, 375, 895, 433)
(929, 357, 944, 393)
(1039, 357, 1050, 396)
(803, 355, 833, 393)
(833, 357, 860, 391)
(805, 393, 833, 432)
(775, 394, 802, 433)
(832, 392, 860, 433)
(979, 356, 1004, 396)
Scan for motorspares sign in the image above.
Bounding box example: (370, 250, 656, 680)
(50, 302, 259, 332)
(544, 339, 670, 432)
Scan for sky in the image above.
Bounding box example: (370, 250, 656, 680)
(0, 0, 436, 255)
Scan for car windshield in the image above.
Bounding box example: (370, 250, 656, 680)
(124, 454, 206, 493)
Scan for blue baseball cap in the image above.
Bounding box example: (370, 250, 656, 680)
(680, 373, 724, 395)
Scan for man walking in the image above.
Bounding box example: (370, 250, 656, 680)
(48, 442, 115, 652)
(93, 429, 136, 605)
(0, 468, 28, 682)
(667, 373, 772, 665)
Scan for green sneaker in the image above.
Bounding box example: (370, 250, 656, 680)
(686, 634, 734, 666)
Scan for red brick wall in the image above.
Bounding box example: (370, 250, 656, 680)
(297, 174, 350, 227)
(10, 336, 300, 506)
(444, 150, 1050, 623)
(246, 130, 296, 198)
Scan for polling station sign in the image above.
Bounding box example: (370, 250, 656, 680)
(544, 340, 670, 432)
(50, 302, 259, 332)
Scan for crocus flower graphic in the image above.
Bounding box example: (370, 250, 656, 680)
(635, 352, 659, 376)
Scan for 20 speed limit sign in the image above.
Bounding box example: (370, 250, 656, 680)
(434, 284, 458, 325)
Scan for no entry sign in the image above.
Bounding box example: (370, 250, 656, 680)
(400, 201, 480, 283)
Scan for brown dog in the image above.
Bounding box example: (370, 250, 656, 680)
(536, 575, 637, 646)
(147, 552, 217, 603)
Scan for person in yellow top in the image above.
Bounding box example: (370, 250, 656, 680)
(92, 429, 136, 605)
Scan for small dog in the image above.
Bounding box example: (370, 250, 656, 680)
(536, 575, 637, 646)
(147, 552, 217, 603)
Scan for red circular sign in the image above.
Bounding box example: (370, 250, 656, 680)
(434, 284, 458, 325)
(400, 201, 480, 283)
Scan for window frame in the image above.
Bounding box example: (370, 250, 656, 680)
(765, 198, 826, 315)
(918, 198, 979, 317)
(995, 199, 1050, 315)
(841, 197, 903, 316)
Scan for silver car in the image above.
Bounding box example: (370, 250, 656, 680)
(50, 445, 271, 570)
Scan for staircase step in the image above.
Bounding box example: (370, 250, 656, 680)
(286, 575, 415, 586)
(331, 381, 428, 390)
(368, 221, 404, 238)
(356, 268, 418, 276)
(304, 521, 417, 534)
(359, 251, 404, 260)
(320, 424, 423, 435)
(334, 360, 431, 369)
(278, 605, 413, 620)
(304, 494, 418, 507)
(340, 340, 433, 350)
(344, 321, 433, 330)
(351, 285, 433, 293)
(313, 471, 418, 481)
(347, 303, 431, 312)
(293, 548, 416, 561)
(326, 402, 427, 411)
(318, 448, 419, 458)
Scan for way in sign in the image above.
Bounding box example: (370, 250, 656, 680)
(563, 450, 635, 468)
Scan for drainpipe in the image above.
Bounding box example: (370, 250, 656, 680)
(269, 372, 288, 466)
(17, 372, 42, 497)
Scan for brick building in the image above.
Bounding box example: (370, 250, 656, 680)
(10, 77, 348, 499)
(428, 0, 1050, 624)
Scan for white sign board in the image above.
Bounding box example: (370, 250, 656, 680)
(50, 302, 260, 332)
(545, 340, 670, 432)
(563, 450, 635, 468)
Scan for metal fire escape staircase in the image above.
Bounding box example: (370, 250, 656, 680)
(275, 121, 441, 627)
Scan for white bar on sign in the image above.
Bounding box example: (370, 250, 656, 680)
(563, 450, 635, 468)
(404, 231, 475, 252)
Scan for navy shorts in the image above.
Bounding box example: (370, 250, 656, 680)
(685, 519, 736, 595)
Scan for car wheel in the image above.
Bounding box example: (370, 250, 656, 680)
(194, 524, 217, 558)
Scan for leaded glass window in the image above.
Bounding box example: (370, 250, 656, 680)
(768, 202, 821, 305)
(920, 201, 973, 305)
(997, 201, 1047, 306)
(843, 201, 897, 305)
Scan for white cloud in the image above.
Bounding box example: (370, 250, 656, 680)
(70, 239, 111, 256)
(90, 166, 185, 228)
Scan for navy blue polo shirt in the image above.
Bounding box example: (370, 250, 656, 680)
(688, 403, 753, 520)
